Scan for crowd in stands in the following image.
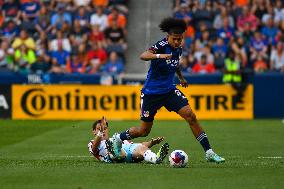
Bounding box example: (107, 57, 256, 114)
(0, 0, 127, 76)
(174, 0, 284, 74)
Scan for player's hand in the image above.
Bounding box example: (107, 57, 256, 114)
(160, 54, 172, 59)
(151, 137, 164, 145)
(100, 116, 108, 130)
(180, 79, 188, 88)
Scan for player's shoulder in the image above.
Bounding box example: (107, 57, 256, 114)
(149, 38, 168, 53)
(156, 38, 169, 47)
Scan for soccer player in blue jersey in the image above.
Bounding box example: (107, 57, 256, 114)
(112, 17, 225, 163)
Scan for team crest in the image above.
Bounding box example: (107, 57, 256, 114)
(143, 111, 150, 117)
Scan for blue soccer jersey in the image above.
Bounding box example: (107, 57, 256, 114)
(142, 38, 182, 94)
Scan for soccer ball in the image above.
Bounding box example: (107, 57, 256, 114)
(169, 150, 188, 168)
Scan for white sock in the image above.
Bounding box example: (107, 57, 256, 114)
(206, 149, 214, 156)
(143, 150, 158, 164)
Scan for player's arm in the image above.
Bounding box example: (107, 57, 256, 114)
(91, 133, 103, 155)
(176, 66, 188, 88)
(91, 121, 106, 154)
(140, 50, 172, 61)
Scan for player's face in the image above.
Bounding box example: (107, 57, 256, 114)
(167, 33, 184, 49)
(93, 123, 108, 138)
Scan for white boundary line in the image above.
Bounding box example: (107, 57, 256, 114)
(257, 156, 283, 159)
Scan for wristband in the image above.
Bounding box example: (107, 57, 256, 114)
(97, 131, 103, 137)
(156, 54, 160, 58)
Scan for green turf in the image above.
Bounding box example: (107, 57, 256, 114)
(0, 119, 284, 189)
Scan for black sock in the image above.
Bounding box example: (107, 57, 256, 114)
(196, 131, 211, 152)
(119, 130, 132, 141)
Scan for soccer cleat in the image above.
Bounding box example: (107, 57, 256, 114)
(105, 139, 116, 159)
(111, 133, 122, 157)
(155, 143, 170, 164)
(206, 151, 225, 163)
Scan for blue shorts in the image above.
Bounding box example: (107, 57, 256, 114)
(122, 143, 142, 162)
(140, 89, 188, 122)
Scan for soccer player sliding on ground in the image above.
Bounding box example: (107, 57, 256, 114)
(111, 17, 225, 163)
(88, 116, 169, 163)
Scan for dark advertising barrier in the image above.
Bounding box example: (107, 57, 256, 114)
(254, 73, 284, 118)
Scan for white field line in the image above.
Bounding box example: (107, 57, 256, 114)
(257, 156, 284, 159)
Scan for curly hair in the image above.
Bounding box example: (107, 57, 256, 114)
(159, 17, 187, 34)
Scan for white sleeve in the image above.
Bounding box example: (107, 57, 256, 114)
(88, 140, 95, 155)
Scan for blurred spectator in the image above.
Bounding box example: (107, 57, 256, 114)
(274, 0, 284, 24)
(104, 19, 127, 55)
(192, 54, 215, 74)
(50, 30, 71, 52)
(250, 31, 268, 61)
(30, 52, 51, 74)
(74, 6, 90, 29)
(92, 0, 109, 8)
(2, 0, 21, 24)
(217, 17, 235, 44)
(213, 6, 234, 30)
(101, 51, 124, 75)
(14, 44, 36, 74)
(90, 6, 108, 32)
(0, 40, 14, 70)
(237, 6, 259, 32)
(66, 54, 85, 73)
(50, 40, 70, 73)
(184, 23, 195, 50)
(192, 1, 213, 30)
(254, 55, 268, 73)
(109, 0, 129, 15)
(107, 6, 127, 30)
(231, 37, 248, 67)
(86, 42, 108, 73)
(212, 38, 227, 70)
(235, 0, 249, 8)
(20, 0, 41, 21)
(179, 55, 192, 73)
(252, 0, 270, 20)
(174, 3, 192, 25)
(12, 29, 36, 50)
(51, 4, 72, 30)
(261, 17, 278, 45)
(34, 5, 53, 38)
(0, 20, 20, 43)
(70, 20, 88, 51)
(222, 50, 246, 102)
(89, 24, 107, 47)
(73, 0, 91, 8)
(270, 42, 284, 72)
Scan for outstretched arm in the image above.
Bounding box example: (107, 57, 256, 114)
(91, 116, 108, 154)
(176, 66, 188, 88)
(140, 50, 172, 61)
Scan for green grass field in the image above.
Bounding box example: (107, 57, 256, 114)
(0, 119, 284, 189)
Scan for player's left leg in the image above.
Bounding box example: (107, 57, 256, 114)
(165, 89, 225, 163)
(178, 105, 225, 163)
